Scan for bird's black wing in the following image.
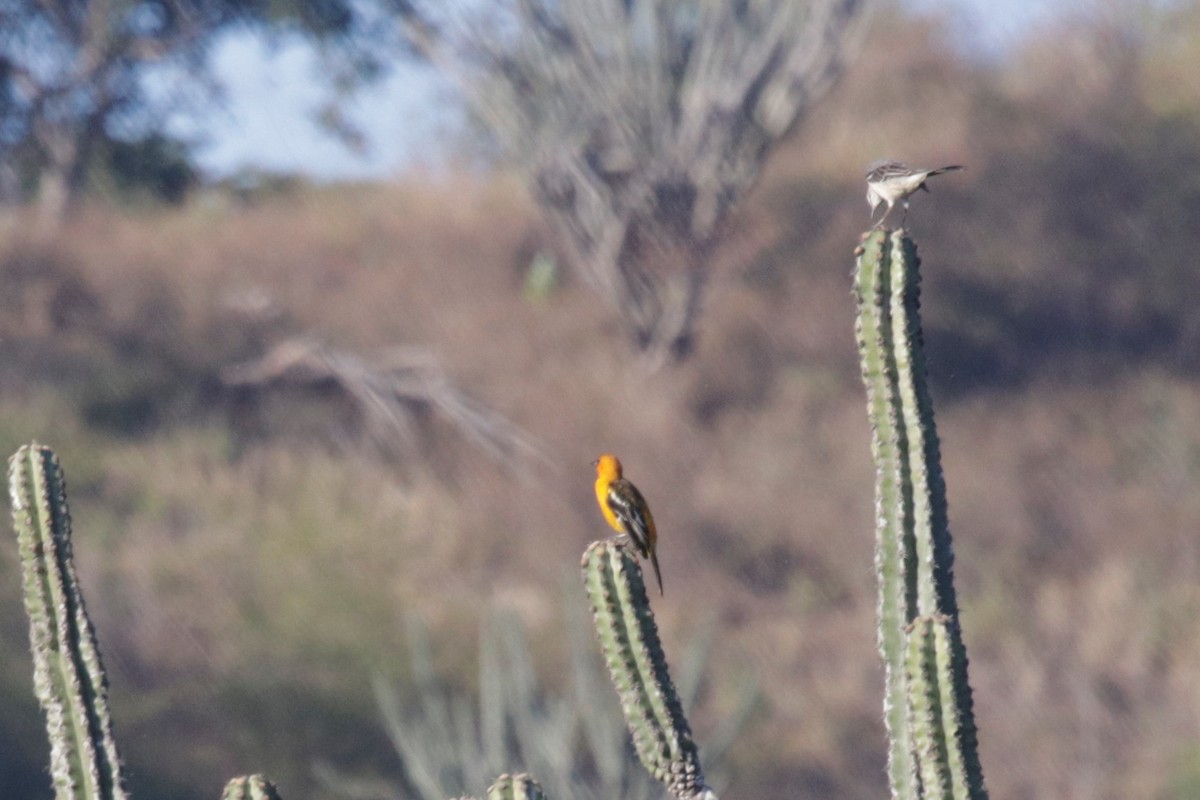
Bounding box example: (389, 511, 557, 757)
(606, 479, 652, 558)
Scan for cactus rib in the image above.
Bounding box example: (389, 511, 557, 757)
(854, 232, 920, 797)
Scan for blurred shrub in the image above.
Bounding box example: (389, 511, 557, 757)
(91, 134, 199, 206)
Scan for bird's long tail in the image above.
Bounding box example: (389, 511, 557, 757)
(928, 165, 965, 176)
(649, 551, 663, 596)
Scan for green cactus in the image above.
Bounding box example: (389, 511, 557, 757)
(581, 540, 709, 800)
(8, 443, 130, 800)
(853, 230, 988, 800)
(487, 773, 545, 800)
(8, 443, 289, 800)
(904, 616, 979, 800)
(221, 775, 285, 800)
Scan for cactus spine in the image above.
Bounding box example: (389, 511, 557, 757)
(8, 443, 130, 800)
(221, 775, 285, 800)
(581, 540, 710, 800)
(853, 231, 988, 800)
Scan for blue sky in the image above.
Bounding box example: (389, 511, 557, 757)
(190, 0, 1075, 181)
(190, 35, 458, 181)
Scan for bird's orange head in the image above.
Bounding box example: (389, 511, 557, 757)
(593, 453, 622, 481)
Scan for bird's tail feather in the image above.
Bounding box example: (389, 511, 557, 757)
(650, 551, 663, 596)
(928, 165, 965, 176)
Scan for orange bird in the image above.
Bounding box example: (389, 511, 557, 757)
(593, 454, 663, 596)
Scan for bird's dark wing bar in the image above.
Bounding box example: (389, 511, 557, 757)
(607, 481, 651, 557)
(865, 161, 909, 182)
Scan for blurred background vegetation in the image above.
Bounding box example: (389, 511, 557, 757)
(4, 0, 1200, 799)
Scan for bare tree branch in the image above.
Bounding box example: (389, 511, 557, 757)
(222, 338, 544, 472)
(390, 0, 871, 362)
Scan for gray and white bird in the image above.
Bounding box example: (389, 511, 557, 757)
(865, 161, 964, 229)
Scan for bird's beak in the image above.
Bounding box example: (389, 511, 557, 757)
(590, 458, 599, 467)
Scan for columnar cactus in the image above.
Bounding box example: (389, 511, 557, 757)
(853, 230, 988, 800)
(8, 443, 130, 800)
(8, 443, 288, 800)
(581, 540, 711, 800)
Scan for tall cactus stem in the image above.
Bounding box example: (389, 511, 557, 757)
(8, 443, 129, 800)
(581, 540, 710, 800)
(853, 231, 988, 800)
